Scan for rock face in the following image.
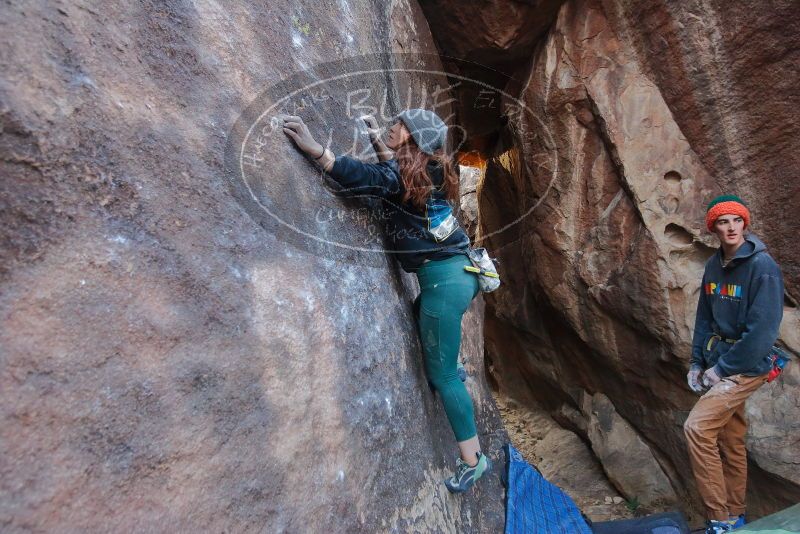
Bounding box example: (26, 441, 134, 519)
(458, 165, 481, 239)
(0, 2, 506, 532)
(746, 361, 800, 488)
(417, 0, 565, 151)
(424, 0, 800, 520)
(582, 393, 677, 507)
(495, 394, 629, 522)
(601, 0, 800, 295)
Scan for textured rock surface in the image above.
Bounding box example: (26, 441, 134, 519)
(582, 393, 677, 506)
(458, 165, 481, 239)
(458, 0, 800, 519)
(746, 360, 800, 487)
(418, 0, 563, 70)
(0, 1, 506, 532)
(601, 0, 800, 295)
(494, 394, 630, 522)
(417, 0, 565, 151)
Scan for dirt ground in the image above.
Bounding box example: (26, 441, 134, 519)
(493, 392, 634, 523)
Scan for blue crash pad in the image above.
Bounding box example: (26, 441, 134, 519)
(504, 443, 593, 534)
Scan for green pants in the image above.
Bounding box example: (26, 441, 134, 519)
(414, 255, 480, 442)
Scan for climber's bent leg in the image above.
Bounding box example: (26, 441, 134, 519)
(416, 255, 480, 445)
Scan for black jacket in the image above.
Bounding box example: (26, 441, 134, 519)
(327, 156, 470, 272)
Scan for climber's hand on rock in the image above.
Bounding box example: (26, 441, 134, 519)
(361, 115, 392, 161)
(687, 368, 703, 393)
(701, 367, 721, 388)
(361, 115, 381, 142)
(283, 115, 324, 158)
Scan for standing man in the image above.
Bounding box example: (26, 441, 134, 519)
(684, 195, 784, 534)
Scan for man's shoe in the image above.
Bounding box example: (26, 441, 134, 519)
(728, 514, 745, 529)
(444, 452, 491, 493)
(457, 360, 467, 382)
(705, 520, 732, 534)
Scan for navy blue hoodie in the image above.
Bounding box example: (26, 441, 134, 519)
(327, 155, 470, 272)
(690, 234, 784, 377)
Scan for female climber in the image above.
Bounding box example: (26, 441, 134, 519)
(282, 109, 490, 493)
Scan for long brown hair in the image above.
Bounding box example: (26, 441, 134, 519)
(395, 138, 459, 211)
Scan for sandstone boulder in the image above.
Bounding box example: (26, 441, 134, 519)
(0, 1, 506, 531)
(462, 0, 800, 518)
(458, 164, 482, 239)
(583, 393, 677, 507)
(494, 394, 627, 522)
(601, 0, 800, 295)
(417, 0, 566, 150)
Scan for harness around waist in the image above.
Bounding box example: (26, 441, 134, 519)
(706, 333, 739, 352)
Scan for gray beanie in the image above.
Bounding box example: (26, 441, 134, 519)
(397, 109, 447, 155)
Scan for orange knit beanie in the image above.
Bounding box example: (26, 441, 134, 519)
(705, 195, 750, 232)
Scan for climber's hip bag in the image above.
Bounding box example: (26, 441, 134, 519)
(767, 345, 792, 382)
(462, 247, 501, 292)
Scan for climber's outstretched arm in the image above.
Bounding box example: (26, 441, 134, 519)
(283, 115, 402, 199)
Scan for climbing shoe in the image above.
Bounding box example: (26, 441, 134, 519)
(444, 452, 491, 494)
(705, 520, 733, 534)
(728, 514, 745, 529)
(457, 359, 467, 382)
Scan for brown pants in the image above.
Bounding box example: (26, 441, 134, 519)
(683, 373, 767, 521)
